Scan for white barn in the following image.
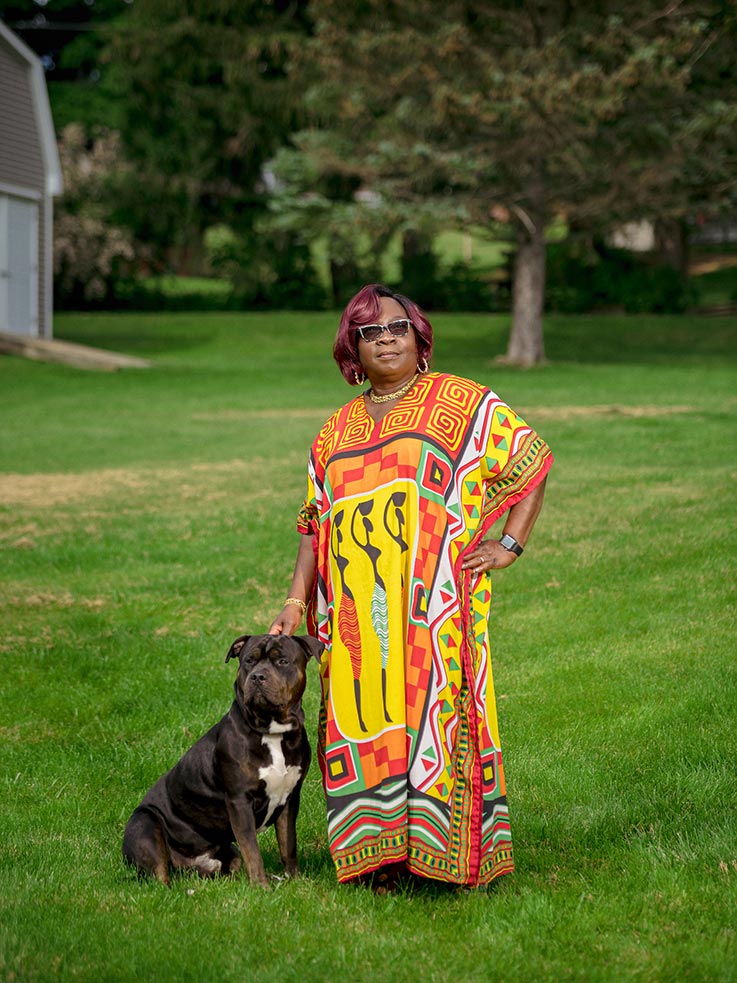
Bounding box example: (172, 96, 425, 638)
(0, 19, 62, 339)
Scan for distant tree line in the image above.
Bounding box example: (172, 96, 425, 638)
(3, 0, 737, 363)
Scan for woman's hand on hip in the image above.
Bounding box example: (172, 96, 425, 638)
(461, 539, 518, 573)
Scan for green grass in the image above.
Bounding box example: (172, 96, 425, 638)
(1, 310, 736, 982)
(692, 265, 737, 306)
(140, 274, 235, 299)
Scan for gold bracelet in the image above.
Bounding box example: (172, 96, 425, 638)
(285, 597, 307, 615)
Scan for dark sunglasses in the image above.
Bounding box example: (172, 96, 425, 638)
(356, 318, 412, 343)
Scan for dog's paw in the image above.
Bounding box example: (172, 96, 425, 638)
(270, 867, 298, 884)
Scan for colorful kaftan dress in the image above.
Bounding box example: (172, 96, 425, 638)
(297, 372, 553, 885)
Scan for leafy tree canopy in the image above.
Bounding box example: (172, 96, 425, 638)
(0, 0, 133, 129)
(295, 0, 737, 362)
(107, 0, 313, 262)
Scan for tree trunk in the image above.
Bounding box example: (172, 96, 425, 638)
(505, 223, 547, 366)
(655, 218, 689, 276)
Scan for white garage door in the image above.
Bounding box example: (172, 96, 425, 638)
(0, 194, 39, 336)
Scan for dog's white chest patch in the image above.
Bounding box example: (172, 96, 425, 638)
(257, 732, 302, 832)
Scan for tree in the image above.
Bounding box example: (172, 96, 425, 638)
(107, 0, 313, 269)
(3, 0, 326, 298)
(0, 0, 133, 130)
(266, 132, 416, 305)
(266, 125, 476, 308)
(297, 0, 737, 364)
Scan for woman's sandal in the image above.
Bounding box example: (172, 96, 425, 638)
(371, 863, 407, 895)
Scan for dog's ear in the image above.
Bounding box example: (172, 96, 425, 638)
(225, 635, 250, 663)
(294, 635, 325, 661)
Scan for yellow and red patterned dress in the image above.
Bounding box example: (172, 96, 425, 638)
(297, 373, 553, 886)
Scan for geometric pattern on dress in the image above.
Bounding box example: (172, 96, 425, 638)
(323, 740, 360, 792)
(418, 443, 453, 506)
(404, 620, 434, 727)
(328, 777, 409, 879)
(436, 373, 485, 410)
(478, 801, 514, 883)
(379, 401, 425, 441)
(412, 599, 463, 797)
(406, 466, 454, 745)
(390, 452, 446, 738)
(336, 398, 374, 452)
(482, 400, 524, 475)
(483, 431, 552, 523)
(407, 794, 451, 853)
(479, 745, 499, 796)
(425, 399, 474, 455)
(313, 410, 339, 464)
(329, 445, 416, 505)
(421, 376, 485, 454)
(323, 703, 408, 795)
(414, 427, 475, 797)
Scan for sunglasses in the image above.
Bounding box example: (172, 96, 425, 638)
(356, 318, 412, 343)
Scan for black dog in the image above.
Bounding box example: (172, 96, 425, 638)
(122, 633, 322, 888)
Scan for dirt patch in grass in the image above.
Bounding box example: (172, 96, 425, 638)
(0, 407, 704, 510)
(3, 590, 106, 610)
(689, 253, 737, 275)
(521, 404, 696, 420)
(196, 405, 700, 424)
(0, 458, 292, 509)
(0, 468, 153, 507)
(192, 408, 334, 422)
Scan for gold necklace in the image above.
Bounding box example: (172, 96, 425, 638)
(367, 372, 420, 404)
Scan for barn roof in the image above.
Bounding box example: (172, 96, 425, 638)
(0, 19, 63, 197)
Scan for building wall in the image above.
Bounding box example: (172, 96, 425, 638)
(0, 36, 49, 335)
(0, 40, 45, 194)
(38, 192, 52, 338)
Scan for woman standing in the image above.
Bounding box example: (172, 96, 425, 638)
(270, 284, 552, 889)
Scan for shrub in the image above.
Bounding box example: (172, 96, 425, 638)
(54, 212, 135, 307)
(545, 239, 696, 313)
(437, 263, 507, 312)
(204, 224, 327, 309)
(53, 124, 138, 307)
(544, 240, 599, 313)
(400, 235, 441, 309)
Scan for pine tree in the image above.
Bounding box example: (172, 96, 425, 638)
(300, 0, 737, 363)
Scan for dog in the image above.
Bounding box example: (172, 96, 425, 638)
(122, 633, 322, 888)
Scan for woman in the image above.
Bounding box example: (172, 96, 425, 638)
(270, 284, 552, 889)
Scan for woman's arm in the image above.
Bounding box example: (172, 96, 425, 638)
(269, 534, 317, 636)
(461, 475, 548, 573)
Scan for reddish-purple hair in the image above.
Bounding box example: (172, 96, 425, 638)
(333, 284, 434, 385)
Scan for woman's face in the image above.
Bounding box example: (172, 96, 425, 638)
(357, 296, 419, 386)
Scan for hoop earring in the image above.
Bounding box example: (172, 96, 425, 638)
(354, 370, 366, 385)
(417, 356, 429, 374)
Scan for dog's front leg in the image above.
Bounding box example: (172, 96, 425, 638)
(274, 791, 300, 878)
(225, 794, 269, 888)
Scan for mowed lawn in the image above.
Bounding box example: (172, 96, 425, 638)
(1, 310, 736, 983)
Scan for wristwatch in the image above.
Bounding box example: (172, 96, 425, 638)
(499, 533, 524, 556)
